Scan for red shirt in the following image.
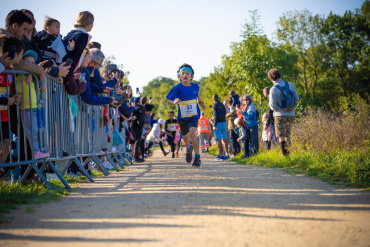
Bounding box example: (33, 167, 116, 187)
(0, 68, 13, 122)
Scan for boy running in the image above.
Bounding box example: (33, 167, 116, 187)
(167, 63, 205, 168)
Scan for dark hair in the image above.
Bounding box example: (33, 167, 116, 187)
(229, 90, 235, 96)
(169, 110, 175, 115)
(141, 96, 147, 105)
(213, 94, 219, 102)
(20, 9, 34, 20)
(263, 87, 270, 94)
(150, 112, 155, 119)
(2, 36, 25, 54)
(5, 10, 32, 28)
(177, 63, 194, 75)
(268, 68, 281, 81)
(87, 41, 101, 50)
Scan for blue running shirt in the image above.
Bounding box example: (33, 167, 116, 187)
(166, 83, 200, 121)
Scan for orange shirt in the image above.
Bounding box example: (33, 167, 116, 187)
(198, 116, 210, 133)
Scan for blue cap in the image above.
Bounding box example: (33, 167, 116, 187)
(22, 50, 38, 61)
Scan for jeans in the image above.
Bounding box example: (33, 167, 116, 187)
(229, 129, 240, 155)
(248, 125, 259, 155)
(242, 139, 250, 158)
(265, 141, 271, 151)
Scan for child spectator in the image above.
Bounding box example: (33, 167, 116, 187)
(16, 50, 50, 159)
(62, 11, 94, 95)
(35, 16, 75, 63)
(229, 90, 241, 110)
(0, 37, 23, 163)
(236, 118, 250, 158)
(262, 113, 273, 151)
(145, 118, 169, 157)
(140, 124, 152, 160)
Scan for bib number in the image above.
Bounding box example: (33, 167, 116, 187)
(179, 99, 197, 118)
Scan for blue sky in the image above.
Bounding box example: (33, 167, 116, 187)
(1, 0, 365, 91)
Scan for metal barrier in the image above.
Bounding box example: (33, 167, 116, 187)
(0, 70, 131, 189)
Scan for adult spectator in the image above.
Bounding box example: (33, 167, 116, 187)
(212, 94, 229, 160)
(241, 94, 259, 155)
(225, 102, 240, 158)
(268, 68, 299, 155)
(132, 96, 147, 162)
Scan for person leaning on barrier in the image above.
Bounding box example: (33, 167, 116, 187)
(77, 48, 117, 105)
(0, 10, 49, 82)
(21, 9, 70, 78)
(0, 37, 23, 163)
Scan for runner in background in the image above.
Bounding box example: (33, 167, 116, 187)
(165, 110, 178, 158)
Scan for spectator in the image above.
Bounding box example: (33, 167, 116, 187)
(263, 87, 276, 145)
(35, 16, 75, 63)
(145, 118, 169, 157)
(236, 118, 250, 158)
(262, 113, 273, 151)
(132, 96, 147, 162)
(229, 90, 240, 110)
(268, 68, 299, 155)
(16, 50, 50, 159)
(225, 103, 240, 158)
(165, 110, 178, 158)
(212, 94, 230, 161)
(241, 94, 259, 155)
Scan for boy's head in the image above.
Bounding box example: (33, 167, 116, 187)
(44, 16, 60, 36)
(5, 10, 32, 39)
(88, 48, 104, 68)
(263, 87, 270, 97)
(143, 124, 151, 133)
(22, 50, 38, 64)
(168, 110, 175, 119)
(140, 96, 147, 105)
(74, 11, 94, 31)
(235, 118, 244, 127)
(268, 68, 281, 81)
(2, 37, 25, 64)
(229, 90, 235, 96)
(177, 63, 194, 83)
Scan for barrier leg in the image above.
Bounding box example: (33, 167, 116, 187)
(61, 159, 73, 175)
(73, 157, 94, 182)
(112, 152, 125, 169)
(92, 155, 109, 176)
(124, 152, 133, 165)
(31, 162, 53, 190)
(20, 164, 33, 184)
(104, 153, 120, 172)
(47, 160, 71, 189)
(118, 152, 129, 166)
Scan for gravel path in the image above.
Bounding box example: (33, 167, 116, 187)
(0, 150, 369, 247)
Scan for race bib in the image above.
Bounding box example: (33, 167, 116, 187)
(167, 123, 177, 131)
(179, 99, 197, 118)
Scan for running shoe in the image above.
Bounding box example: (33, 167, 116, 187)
(192, 156, 201, 168)
(223, 155, 229, 160)
(215, 154, 224, 161)
(175, 152, 179, 158)
(186, 150, 193, 163)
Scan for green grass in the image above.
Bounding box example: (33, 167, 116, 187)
(0, 171, 105, 223)
(208, 145, 370, 189)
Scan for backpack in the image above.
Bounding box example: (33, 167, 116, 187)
(274, 81, 296, 112)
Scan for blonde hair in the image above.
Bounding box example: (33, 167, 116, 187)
(43, 16, 59, 31)
(262, 113, 269, 123)
(74, 11, 94, 28)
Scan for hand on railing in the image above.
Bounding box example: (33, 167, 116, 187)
(7, 94, 21, 105)
(104, 87, 113, 94)
(110, 97, 118, 105)
(58, 62, 71, 77)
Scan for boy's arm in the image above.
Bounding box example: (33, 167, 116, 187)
(13, 60, 44, 80)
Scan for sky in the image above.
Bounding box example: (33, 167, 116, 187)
(0, 0, 365, 92)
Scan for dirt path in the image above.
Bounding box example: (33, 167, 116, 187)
(0, 150, 369, 247)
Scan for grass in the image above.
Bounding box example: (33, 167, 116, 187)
(0, 171, 105, 223)
(208, 145, 370, 189)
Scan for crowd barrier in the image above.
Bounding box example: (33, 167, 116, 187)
(0, 70, 132, 189)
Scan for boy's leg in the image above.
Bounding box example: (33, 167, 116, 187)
(20, 110, 40, 154)
(188, 127, 199, 155)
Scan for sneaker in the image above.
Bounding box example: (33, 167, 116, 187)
(133, 158, 144, 163)
(192, 156, 201, 168)
(186, 150, 193, 163)
(215, 154, 224, 161)
(172, 153, 175, 158)
(201, 149, 205, 153)
(223, 155, 229, 160)
(230, 155, 235, 159)
(175, 152, 179, 158)
(34, 152, 50, 159)
(163, 151, 169, 156)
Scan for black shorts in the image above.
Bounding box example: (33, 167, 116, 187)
(0, 121, 10, 139)
(178, 118, 198, 136)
